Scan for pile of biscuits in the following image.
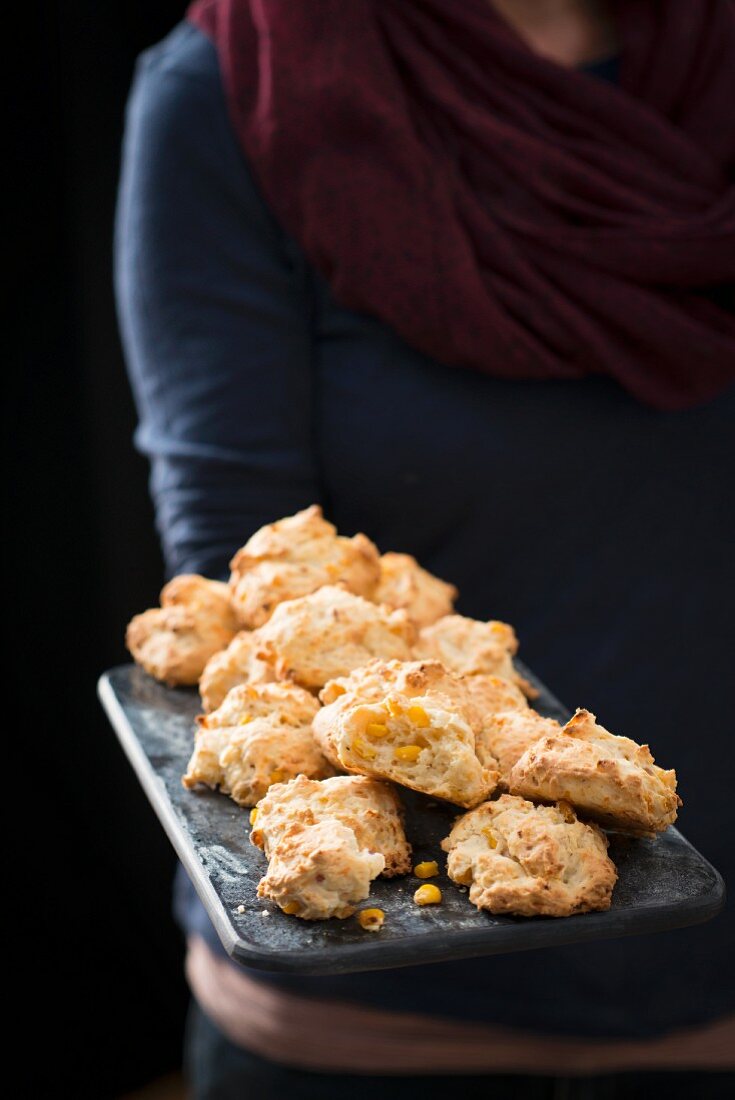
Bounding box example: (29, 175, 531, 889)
(126, 506, 681, 924)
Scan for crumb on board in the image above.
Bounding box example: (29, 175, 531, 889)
(236, 904, 245, 913)
(261, 909, 270, 917)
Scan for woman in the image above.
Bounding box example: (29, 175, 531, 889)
(115, 1, 735, 1096)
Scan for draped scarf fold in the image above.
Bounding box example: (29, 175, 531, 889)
(189, 0, 735, 410)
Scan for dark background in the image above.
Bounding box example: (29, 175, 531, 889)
(20, 3, 190, 1096)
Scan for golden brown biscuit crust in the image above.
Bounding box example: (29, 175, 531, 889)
(200, 681, 320, 729)
(441, 794, 617, 917)
(251, 773, 411, 877)
(482, 709, 562, 785)
(126, 575, 238, 686)
(319, 658, 465, 708)
(374, 552, 457, 627)
(414, 613, 538, 698)
(508, 708, 681, 835)
(228, 505, 380, 628)
(254, 586, 415, 690)
(415, 614, 518, 676)
(459, 674, 528, 725)
(335, 693, 498, 808)
(314, 659, 481, 768)
(257, 820, 385, 920)
(182, 682, 329, 807)
(199, 631, 275, 712)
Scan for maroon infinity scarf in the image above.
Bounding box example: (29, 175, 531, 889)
(189, 0, 735, 410)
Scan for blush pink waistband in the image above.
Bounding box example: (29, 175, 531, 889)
(186, 935, 735, 1076)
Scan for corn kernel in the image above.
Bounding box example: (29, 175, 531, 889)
(251, 829, 264, 848)
(269, 768, 286, 785)
(414, 861, 439, 879)
(386, 697, 403, 717)
(238, 714, 252, 726)
(366, 722, 389, 739)
(249, 807, 258, 826)
(282, 901, 301, 915)
(352, 737, 376, 760)
(482, 828, 498, 848)
(330, 683, 347, 697)
(357, 908, 385, 932)
(414, 884, 442, 906)
(394, 744, 422, 762)
(407, 705, 430, 728)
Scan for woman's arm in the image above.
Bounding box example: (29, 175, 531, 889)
(115, 24, 320, 580)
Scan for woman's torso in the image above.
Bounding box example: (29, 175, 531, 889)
(127, 22, 734, 1039)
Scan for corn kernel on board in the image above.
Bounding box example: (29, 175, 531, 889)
(98, 665, 724, 975)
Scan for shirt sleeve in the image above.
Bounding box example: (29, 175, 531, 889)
(114, 25, 320, 581)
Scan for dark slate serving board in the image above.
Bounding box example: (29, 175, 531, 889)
(98, 664, 724, 975)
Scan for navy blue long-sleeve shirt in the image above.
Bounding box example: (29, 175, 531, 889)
(115, 22, 733, 1038)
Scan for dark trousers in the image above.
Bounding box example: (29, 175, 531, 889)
(184, 1002, 734, 1100)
